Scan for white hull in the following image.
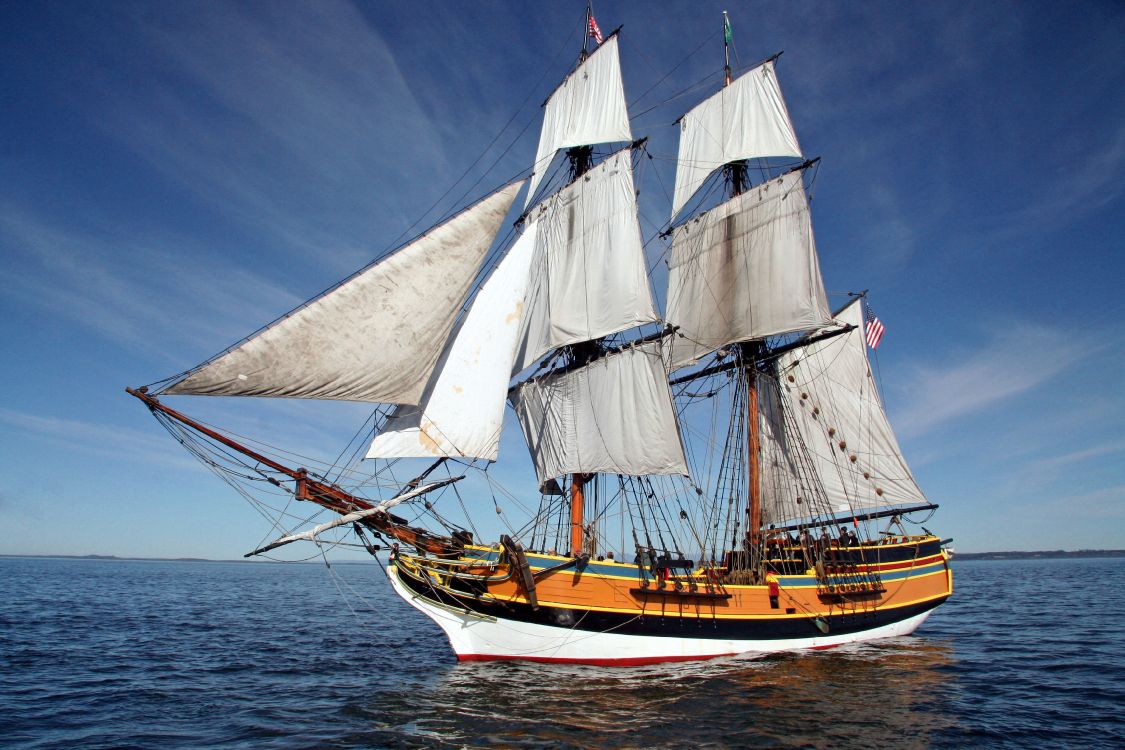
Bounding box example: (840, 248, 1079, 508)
(387, 565, 933, 666)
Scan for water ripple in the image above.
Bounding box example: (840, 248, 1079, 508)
(1, 557, 1122, 748)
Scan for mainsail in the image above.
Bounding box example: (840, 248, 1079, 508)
(664, 169, 832, 369)
(766, 299, 928, 519)
(510, 342, 688, 489)
(671, 59, 802, 219)
(525, 35, 631, 207)
(163, 182, 523, 405)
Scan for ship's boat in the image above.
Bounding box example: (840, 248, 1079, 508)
(128, 8, 952, 665)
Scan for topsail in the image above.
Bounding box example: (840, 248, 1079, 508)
(513, 148, 659, 373)
(664, 170, 831, 369)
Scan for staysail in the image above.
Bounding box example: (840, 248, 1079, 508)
(510, 342, 689, 489)
(766, 299, 928, 519)
(664, 169, 831, 369)
(671, 59, 802, 219)
(512, 148, 659, 373)
(366, 225, 539, 460)
(163, 182, 524, 405)
(525, 35, 632, 207)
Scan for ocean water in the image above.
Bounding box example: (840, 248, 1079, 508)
(1, 556, 1122, 749)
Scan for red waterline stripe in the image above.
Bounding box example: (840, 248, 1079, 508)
(456, 651, 740, 667)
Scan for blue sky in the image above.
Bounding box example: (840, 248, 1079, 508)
(1, 0, 1122, 559)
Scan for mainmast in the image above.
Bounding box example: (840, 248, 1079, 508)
(719, 13, 760, 553)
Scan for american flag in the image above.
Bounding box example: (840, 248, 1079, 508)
(588, 14, 604, 45)
(865, 305, 886, 350)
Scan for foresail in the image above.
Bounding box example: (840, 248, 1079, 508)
(510, 342, 688, 489)
(513, 148, 659, 373)
(773, 300, 928, 516)
(664, 170, 831, 369)
(366, 225, 538, 460)
(671, 60, 802, 219)
(525, 35, 632, 207)
(163, 182, 523, 405)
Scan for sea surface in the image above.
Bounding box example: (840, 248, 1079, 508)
(1, 556, 1122, 749)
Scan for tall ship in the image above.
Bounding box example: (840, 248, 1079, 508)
(128, 8, 952, 665)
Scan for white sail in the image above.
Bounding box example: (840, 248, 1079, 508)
(525, 35, 632, 207)
(664, 169, 831, 369)
(366, 225, 539, 460)
(510, 342, 689, 488)
(164, 182, 523, 405)
(773, 300, 928, 517)
(513, 148, 659, 373)
(671, 60, 802, 219)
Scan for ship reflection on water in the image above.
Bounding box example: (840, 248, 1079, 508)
(359, 638, 958, 748)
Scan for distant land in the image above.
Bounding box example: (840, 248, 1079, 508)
(3, 551, 1125, 562)
(951, 550, 1125, 560)
(0, 554, 375, 564)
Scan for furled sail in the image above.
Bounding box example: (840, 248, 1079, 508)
(770, 300, 928, 518)
(525, 35, 632, 207)
(366, 225, 539, 460)
(512, 148, 659, 373)
(510, 342, 689, 489)
(664, 169, 831, 369)
(671, 60, 802, 219)
(163, 182, 524, 405)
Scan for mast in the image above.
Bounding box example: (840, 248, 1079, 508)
(570, 473, 587, 555)
(721, 12, 759, 553)
(722, 12, 749, 198)
(743, 343, 763, 550)
(568, 14, 597, 558)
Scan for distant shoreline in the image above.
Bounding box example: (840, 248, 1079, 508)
(3, 550, 1124, 562)
(950, 550, 1125, 560)
(0, 554, 375, 564)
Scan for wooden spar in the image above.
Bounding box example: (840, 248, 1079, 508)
(743, 346, 762, 547)
(766, 503, 940, 535)
(570, 473, 586, 556)
(124, 387, 463, 556)
(668, 323, 853, 388)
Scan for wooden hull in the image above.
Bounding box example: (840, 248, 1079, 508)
(388, 536, 952, 665)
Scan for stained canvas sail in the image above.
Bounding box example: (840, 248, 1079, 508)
(664, 170, 831, 369)
(671, 60, 802, 218)
(366, 225, 539, 460)
(525, 35, 632, 206)
(772, 300, 927, 516)
(513, 149, 659, 373)
(510, 342, 688, 488)
(164, 182, 523, 405)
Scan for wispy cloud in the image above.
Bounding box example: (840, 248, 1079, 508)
(1036, 441, 1125, 471)
(893, 322, 1092, 438)
(0, 203, 302, 361)
(90, 1, 452, 270)
(0, 406, 199, 471)
(992, 126, 1125, 239)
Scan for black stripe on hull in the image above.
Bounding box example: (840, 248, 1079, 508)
(395, 567, 948, 642)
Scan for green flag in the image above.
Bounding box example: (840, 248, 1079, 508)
(724, 16, 732, 45)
